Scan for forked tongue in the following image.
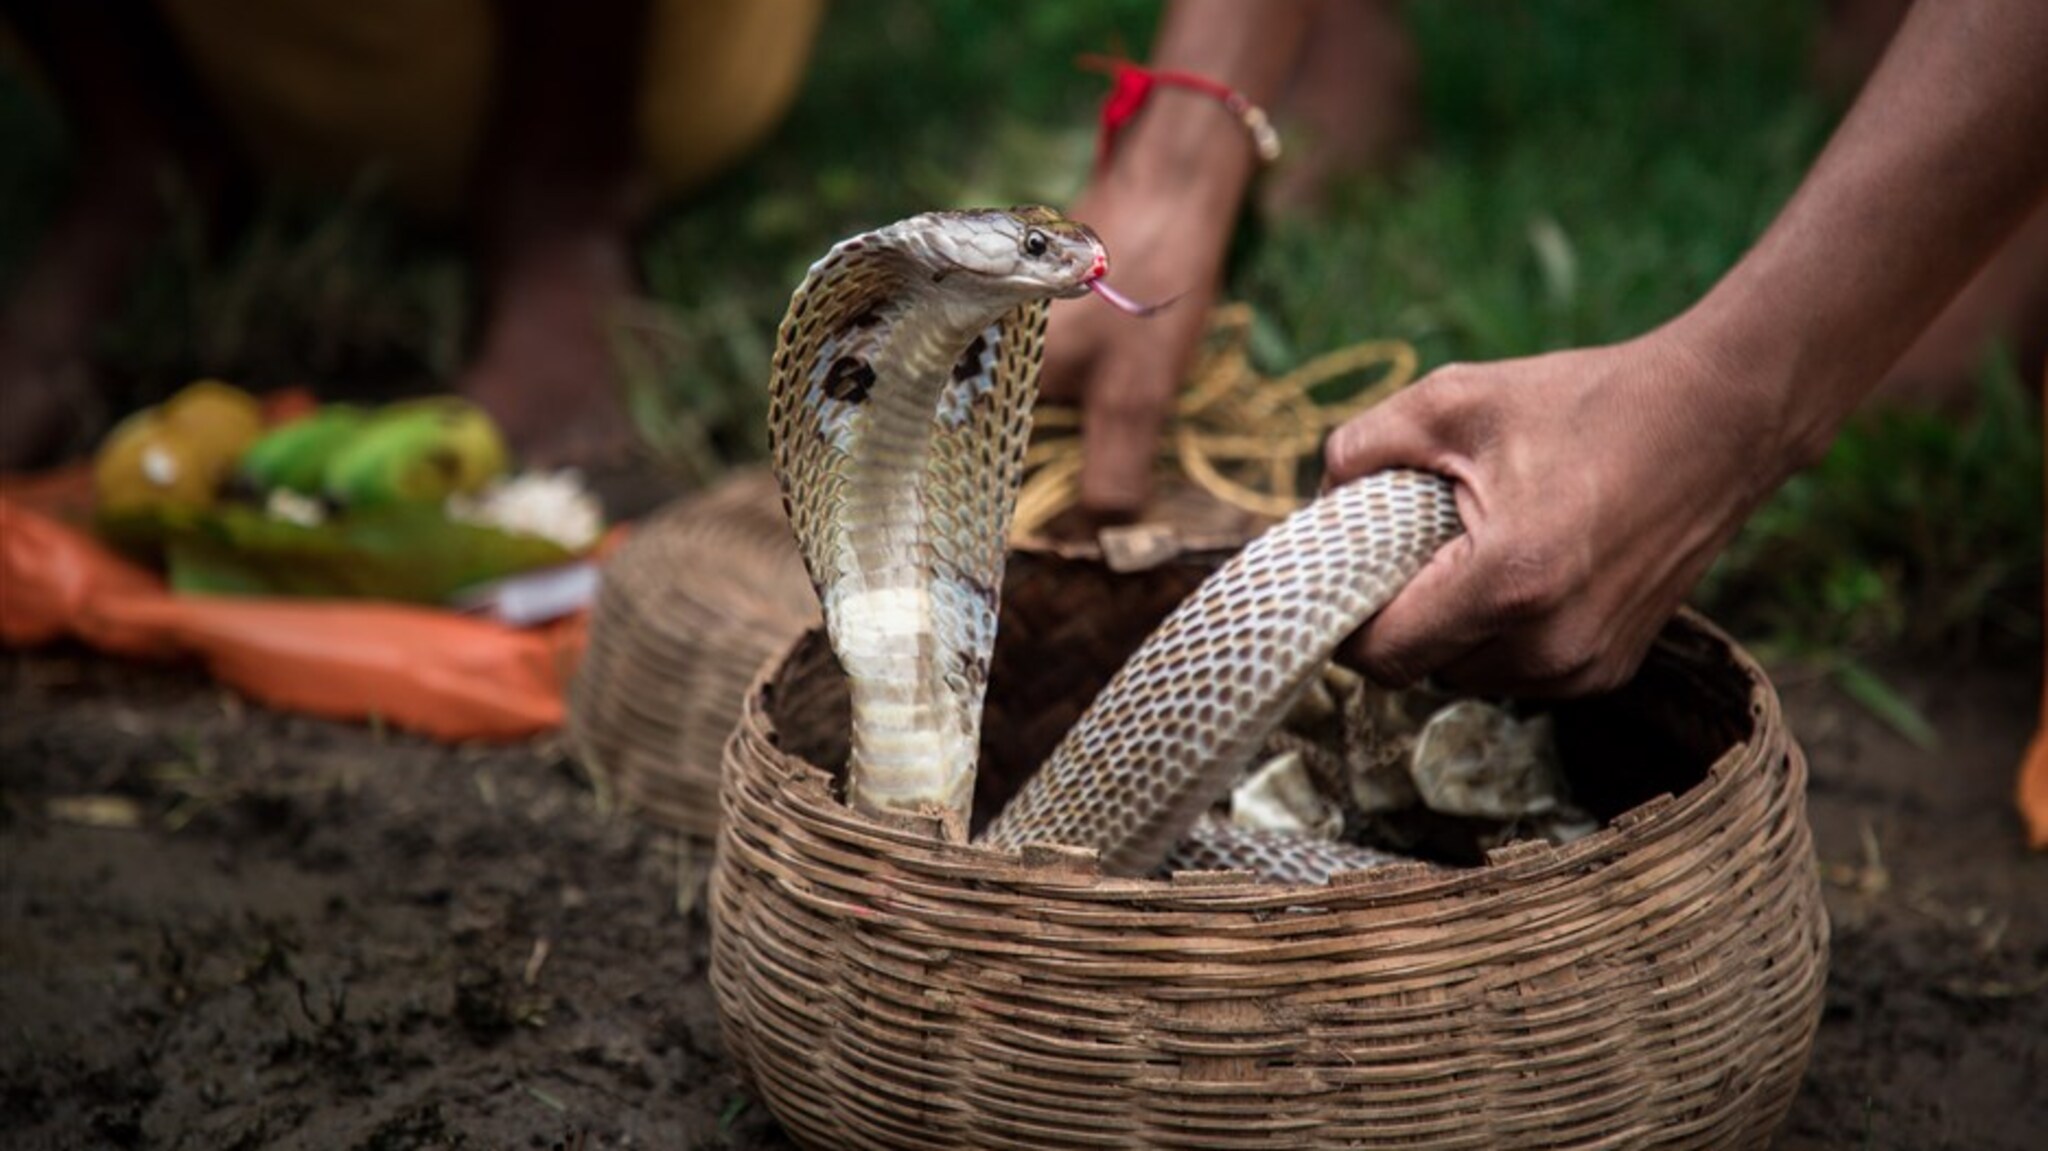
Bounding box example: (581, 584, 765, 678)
(1087, 277, 1177, 317)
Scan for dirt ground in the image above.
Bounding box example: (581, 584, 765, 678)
(2, 640, 2043, 1150)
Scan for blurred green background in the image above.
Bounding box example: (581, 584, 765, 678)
(0, 0, 2039, 713)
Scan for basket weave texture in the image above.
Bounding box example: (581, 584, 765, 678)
(567, 468, 817, 835)
(711, 555, 1829, 1150)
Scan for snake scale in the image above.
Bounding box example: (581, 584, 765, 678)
(768, 207, 1463, 883)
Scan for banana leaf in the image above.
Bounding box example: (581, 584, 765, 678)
(97, 504, 581, 604)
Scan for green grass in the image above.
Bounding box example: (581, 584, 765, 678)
(0, 0, 2037, 660)
(1243, 1, 1828, 366)
(1705, 349, 2043, 658)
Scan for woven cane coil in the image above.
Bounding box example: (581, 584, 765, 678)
(567, 467, 819, 835)
(711, 555, 1828, 1150)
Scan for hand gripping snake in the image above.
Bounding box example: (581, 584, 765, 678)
(767, 207, 1464, 882)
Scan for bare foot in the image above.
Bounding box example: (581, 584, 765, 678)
(0, 0, 239, 472)
(0, 163, 173, 472)
(459, 0, 651, 473)
(0, 354, 104, 474)
(1263, 0, 1420, 216)
(1872, 197, 2048, 408)
(1812, 0, 1914, 100)
(460, 229, 643, 470)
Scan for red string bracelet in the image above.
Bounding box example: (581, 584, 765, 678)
(1080, 53, 1282, 173)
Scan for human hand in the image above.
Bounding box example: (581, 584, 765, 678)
(1043, 183, 1232, 521)
(1324, 330, 1801, 697)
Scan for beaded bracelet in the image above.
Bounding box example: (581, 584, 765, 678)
(1081, 54, 1283, 172)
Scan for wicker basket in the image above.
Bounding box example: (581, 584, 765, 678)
(711, 551, 1829, 1150)
(567, 468, 819, 836)
(568, 468, 1264, 837)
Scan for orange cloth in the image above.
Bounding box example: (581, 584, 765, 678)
(1, 470, 589, 743)
(2025, 684, 2048, 849)
(2024, 369, 2048, 848)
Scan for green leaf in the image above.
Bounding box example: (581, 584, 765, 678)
(99, 504, 579, 605)
(718, 1093, 752, 1134)
(1832, 659, 1941, 751)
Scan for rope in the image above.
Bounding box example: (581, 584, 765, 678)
(1013, 304, 1418, 535)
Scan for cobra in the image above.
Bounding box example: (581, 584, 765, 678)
(767, 207, 1463, 881)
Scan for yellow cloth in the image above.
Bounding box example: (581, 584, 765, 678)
(155, 0, 822, 214)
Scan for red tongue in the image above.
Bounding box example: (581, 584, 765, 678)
(1087, 278, 1177, 317)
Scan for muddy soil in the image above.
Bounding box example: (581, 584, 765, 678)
(2, 644, 2043, 1150)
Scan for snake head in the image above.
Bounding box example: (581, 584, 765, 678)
(902, 205, 1173, 317)
(902, 205, 1107, 305)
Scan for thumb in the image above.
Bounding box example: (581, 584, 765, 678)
(1322, 386, 1444, 487)
(1325, 384, 1486, 685)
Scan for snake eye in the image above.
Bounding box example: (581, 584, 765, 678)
(1023, 229, 1049, 258)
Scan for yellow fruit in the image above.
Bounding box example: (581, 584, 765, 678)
(92, 380, 265, 513)
(159, 378, 264, 457)
(95, 415, 213, 513)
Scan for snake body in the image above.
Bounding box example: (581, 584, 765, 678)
(768, 208, 1463, 880)
(769, 207, 1102, 839)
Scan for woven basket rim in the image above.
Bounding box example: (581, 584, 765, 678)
(732, 607, 1781, 912)
(714, 591, 1825, 1151)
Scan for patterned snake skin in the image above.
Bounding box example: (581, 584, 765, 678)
(768, 209, 1464, 882)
